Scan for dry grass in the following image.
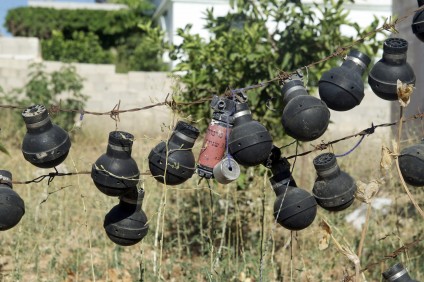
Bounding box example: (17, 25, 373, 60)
(0, 114, 423, 282)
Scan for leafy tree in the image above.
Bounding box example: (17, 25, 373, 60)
(170, 0, 381, 138)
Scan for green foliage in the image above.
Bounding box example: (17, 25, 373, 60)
(5, 7, 143, 47)
(3, 63, 87, 131)
(5, 6, 166, 72)
(115, 22, 168, 72)
(41, 31, 113, 64)
(171, 0, 382, 138)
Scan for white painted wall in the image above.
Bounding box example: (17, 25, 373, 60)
(167, 0, 230, 45)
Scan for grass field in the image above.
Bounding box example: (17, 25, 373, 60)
(0, 111, 423, 282)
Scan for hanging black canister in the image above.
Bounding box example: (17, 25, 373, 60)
(368, 38, 416, 101)
(21, 104, 71, 168)
(149, 121, 199, 185)
(399, 141, 424, 187)
(412, 0, 424, 42)
(91, 131, 140, 197)
(270, 158, 317, 231)
(0, 170, 25, 231)
(312, 153, 356, 211)
(319, 50, 370, 111)
(382, 263, 418, 282)
(228, 102, 273, 166)
(104, 187, 149, 246)
(281, 77, 330, 141)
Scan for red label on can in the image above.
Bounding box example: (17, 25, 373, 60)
(198, 123, 231, 170)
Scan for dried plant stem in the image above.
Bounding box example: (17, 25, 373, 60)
(214, 184, 230, 269)
(153, 192, 164, 275)
(322, 218, 361, 282)
(158, 116, 177, 278)
(355, 262, 360, 282)
(290, 231, 294, 282)
(208, 183, 215, 275)
(232, 188, 246, 271)
(158, 187, 168, 278)
(176, 190, 183, 258)
(357, 202, 372, 258)
(69, 154, 96, 282)
(330, 233, 360, 282)
(259, 171, 267, 282)
(182, 205, 191, 257)
(395, 107, 424, 220)
(155, 114, 176, 278)
(197, 190, 205, 255)
(395, 160, 424, 219)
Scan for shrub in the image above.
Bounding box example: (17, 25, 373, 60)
(42, 31, 114, 64)
(5, 6, 167, 72)
(1, 63, 87, 132)
(5, 7, 142, 48)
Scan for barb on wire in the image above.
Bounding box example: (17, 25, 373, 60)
(286, 120, 395, 159)
(110, 100, 121, 123)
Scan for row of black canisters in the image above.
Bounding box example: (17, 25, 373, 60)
(282, 37, 416, 142)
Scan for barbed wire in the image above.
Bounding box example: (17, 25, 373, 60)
(12, 171, 91, 185)
(2, 171, 152, 185)
(0, 95, 212, 122)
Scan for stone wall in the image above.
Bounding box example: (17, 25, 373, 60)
(0, 37, 172, 136)
(0, 36, 393, 141)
